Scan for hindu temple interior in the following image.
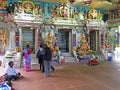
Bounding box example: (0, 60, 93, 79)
(0, 0, 120, 90)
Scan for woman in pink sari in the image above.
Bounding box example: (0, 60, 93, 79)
(23, 44, 32, 72)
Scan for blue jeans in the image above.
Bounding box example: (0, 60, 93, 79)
(44, 60, 51, 77)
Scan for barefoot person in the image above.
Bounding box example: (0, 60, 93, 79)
(23, 44, 32, 72)
(0, 60, 15, 90)
(5, 61, 23, 81)
(43, 44, 52, 77)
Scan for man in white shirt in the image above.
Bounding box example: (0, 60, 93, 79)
(0, 60, 14, 90)
(5, 61, 22, 81)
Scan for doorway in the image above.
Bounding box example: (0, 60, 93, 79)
(58, 29, 71, 53)
(22, 27, 35, 53)
(89, 30, 100, 52)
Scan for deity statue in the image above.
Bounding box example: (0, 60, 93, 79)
(22, 1, 35, 14)
(55, 6, 60, 17)
(59, 4, 69, 18)
(105, 32, 110, 49)
(17, 1, 23, 13)
(38, 6, 43, 16)
(78, 33, 90, 57)
(73, 9, 78, 19)
(78, 11, 84, 20)
(34, 5, 39, 15)
(51, 6, 56, 18)
(0, 30, 8, 52)
(24, 4, 33, 14)
(97, 11, 102, 20)
(90, 8, 97, 19)
(69, 7, 73, 18)
(87, 10, 91, 19)
(47, 32, 53, 49)
(60, 6, 65, 17)
(83, 10, 87, 20)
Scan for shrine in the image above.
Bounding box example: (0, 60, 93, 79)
(0, 0, 119, 67)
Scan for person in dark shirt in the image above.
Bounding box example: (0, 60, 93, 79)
(43, 44, 52, 77)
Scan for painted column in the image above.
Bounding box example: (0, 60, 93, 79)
(14, 30, 20, 52)
(8, 28, 15, 50)
(86, 34, 90, 46)
(38, 28, 42, 46)
(54, 31, 59, 51)
(72, 29, 77, 51)
(105, 32, 110, 50)
(115, 26, 120, 61)
(86, 26, 90, 49)
(101, 33, 104, 49)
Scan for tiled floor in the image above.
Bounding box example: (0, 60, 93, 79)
(12, 61, 120, 90)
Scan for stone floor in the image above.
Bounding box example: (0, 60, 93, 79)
(12, 60, 120, 90)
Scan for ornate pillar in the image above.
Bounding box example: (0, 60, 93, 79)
(100, 32, 105, 49)
(72, 27, 77, 51)
(54, 27, 59, 51)
(14, 27, 20, 52)
(116, 31, 120, 48)
(37, 27, 42, 47)
(86, 26, 90, 48)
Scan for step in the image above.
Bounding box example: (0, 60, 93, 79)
(60, 53, 76, 62)
(64, 56, 76, 63)
(62, 53, 72, 56)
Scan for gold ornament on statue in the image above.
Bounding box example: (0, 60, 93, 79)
(15, 46, 21, 52)
(90, 8, 97, 19)
(47, 32, 52, 43)
(47, 32, 53, 50)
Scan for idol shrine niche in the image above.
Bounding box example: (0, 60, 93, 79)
(0, 28, 9, 53)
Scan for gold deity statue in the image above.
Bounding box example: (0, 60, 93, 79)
(47, 32, 53, 49)
(90, 8, 97, 19)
